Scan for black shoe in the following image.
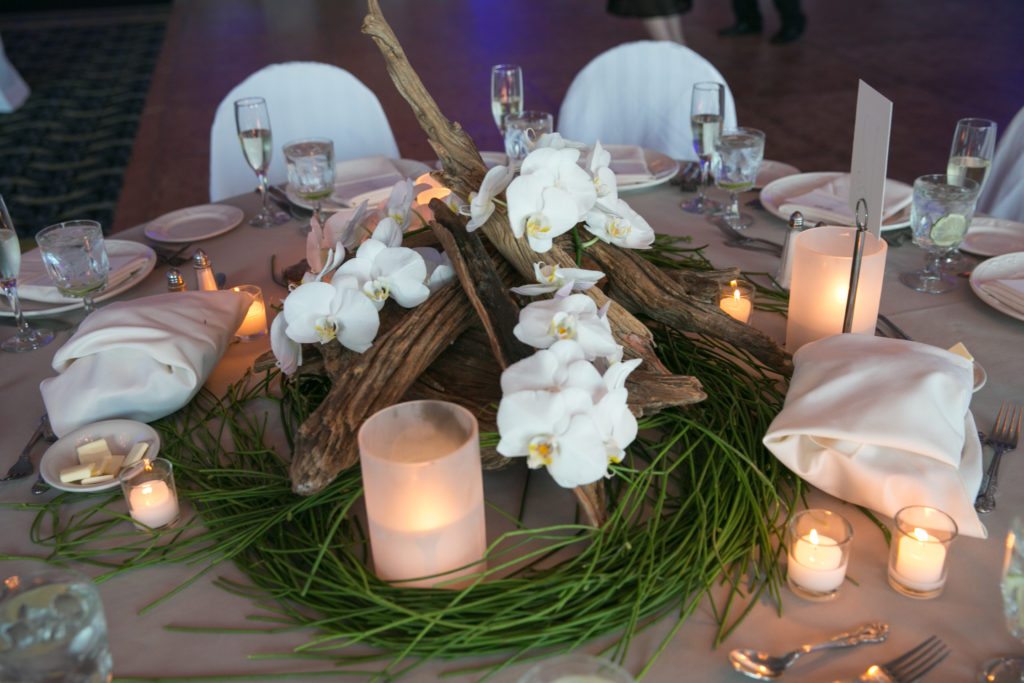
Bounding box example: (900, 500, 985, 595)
(770, 19, 805, 44)
(718, 22, 762, 37)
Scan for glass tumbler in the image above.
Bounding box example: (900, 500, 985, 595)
(504, 110, 554, 166)
(119, 457, 181, 531)
(786, 509, 853, 601)
(887, 505, 958, 599)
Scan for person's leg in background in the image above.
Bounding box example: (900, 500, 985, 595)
(719, 0, 763, 36)
(770, 0, 806, 43)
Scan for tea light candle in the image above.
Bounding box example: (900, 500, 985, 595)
(128, 480, 179, 528)
(414, 172, 452, 207)
(786, 509, 852, 601)
(720, 280, 753, 323)
(887, 506, 957, 599)
(232, 285, 268, 341)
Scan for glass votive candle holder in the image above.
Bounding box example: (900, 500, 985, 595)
(232, 285, 268, 341)
(517, 653, 636, 683)
(888, 505, 957, 599)
(786, 509, 853, 601)
(720, 279, 754, 323)
(118, 458, 180, 530)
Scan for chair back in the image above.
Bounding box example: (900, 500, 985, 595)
(558, 41, 737, 160)
(977, 105, 1024, 221)
(209, 62, 399, 202)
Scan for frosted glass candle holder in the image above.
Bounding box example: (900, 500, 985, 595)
(358, 400, 487, 588)
(786, 509, 852, 601)
(118, 457, 180, 530)
(888, 505, 957, 599)
(785, 226, 887, 353)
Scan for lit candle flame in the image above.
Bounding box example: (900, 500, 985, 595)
(808, 528, 820, 544)
(913, 527, 932, 542)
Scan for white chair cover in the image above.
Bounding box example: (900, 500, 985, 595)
(978, 105, 1024, 222)
(0, 35, 30, 113)
(557, 41, 738, 161)
(209, 62, 400, 202)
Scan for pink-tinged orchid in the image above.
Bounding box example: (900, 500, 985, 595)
(510, 262, 605, 296)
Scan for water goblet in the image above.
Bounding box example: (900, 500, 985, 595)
(517, 653, 636, 683)
(504, 110, 553, 167)
(235, 96, 288, 228)
(0, 195, 54, 352)
(712, 127, 765, 230)
(899, 174, 979, 294)
(491, 64, 523, 136)
(943, 118, 997, 273)
(979, 517, 1024, 682)
(34, 220, 109, 316)
(283, 137, 335, 225)
(681, 81, 724, 214)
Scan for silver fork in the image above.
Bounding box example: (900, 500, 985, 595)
(712, 218, 784, 256)
(840, 637, 949, 682)
(975, 401, 1023, 514)
(1, 416, 48, 482)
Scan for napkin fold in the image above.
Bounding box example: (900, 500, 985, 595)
(979, 277, 1024, 314)
(17, 244, 150, 304)
(332, 156, 406, 207)
(40, 290, 251, 437)
(779, 175, 913, 226)
(763, 334, 986, 538)
(607, 145, 653, 184)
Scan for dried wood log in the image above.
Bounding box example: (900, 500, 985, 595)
(664, 267, 742, 304)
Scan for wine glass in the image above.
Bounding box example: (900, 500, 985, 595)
(491, 64, 523, 136)
(283, 137, 335, 225)
(681, 81, 724, 214)
(504, 110, 553, 167)
(0, 195, 54, 352)
(235, 97, 288, 228)
(34, 219, 109, 316)
(899, 174, 979, 294)
(979, 517, 1024, 682)
(943, 118, 997, 272)
(712, 127, 765, 230)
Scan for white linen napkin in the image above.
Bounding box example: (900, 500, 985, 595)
(607, 145, 653, 184)
(980, 277, 1024, 314)
(763, 334, 986, 538)
(40, 290, 252, 437)
(779, 175, 913, 226)
(332, 156, 406, 207)
(17, 244, 150, 304)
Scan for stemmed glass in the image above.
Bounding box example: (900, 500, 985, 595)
(681, 81, 724, 214)
(283, 137, 335, 226)
(34, 220, 109, 316)
(0, 195, 54, 352)
(899, 174, 979, 294)
(979, 517, 1024, 682)
(943, 118, 997, 272)
(235, 97, 288, 228)
(712, 127, 765, 229)
(491, 64, 523, 136)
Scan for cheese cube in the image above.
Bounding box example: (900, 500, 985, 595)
(77, 439, 112, 468)
(80, 474, 114, 485)
(123, 441, 150, 468)
(101, 455, 125, 477)
(948, 342, 974, 362)
(59, 463, 96, 483)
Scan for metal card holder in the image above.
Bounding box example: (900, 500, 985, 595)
(842, 198, 869, 334)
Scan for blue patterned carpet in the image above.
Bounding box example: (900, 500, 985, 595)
(0, 19, 165, 237)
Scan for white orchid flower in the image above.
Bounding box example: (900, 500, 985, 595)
(594, 388, 637, 465)
(510, 261, 605, 296)
(519, 147, 597, 219)
(282, 279, 380, 353)
(270, 313, 302, 375)
(500, 340, 605, 398)
(321, 200, 371, 251)
(370, 216, 404, 248)
(513, 293, 619, 360)
(413, 247, 456, 292)
(584, 198, 655, 250)
(384, 179, 415, 228)
(466, 164, 514, 231)
(335, 239, 429, 310)
(496, 390, 609, 488)
(587, 141, 619, 212)
(506, 172, 581, 253)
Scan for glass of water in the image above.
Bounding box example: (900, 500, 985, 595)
(491, 64, 523, 135)
(0, 560, 113, 683)
(504, 110, 553, 167)
(34, 220, 110, 316)
(712, 127, 765, 229)
(979, 518, 1024, 682)
(899, 174, 979, 294)
(517, 653, 635, 683)
(283, 137, 335, 223)
(0, 195, 54, 352)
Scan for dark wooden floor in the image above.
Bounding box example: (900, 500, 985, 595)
(22, 0, 1024, 232)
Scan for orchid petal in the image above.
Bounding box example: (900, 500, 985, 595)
(372, 216, 404, 248)
(270, 314, 302, 376)
(332, 287, 381, 353)
(545, 413, 609, 488)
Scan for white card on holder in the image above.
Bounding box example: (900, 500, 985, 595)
(849, 80, 894, 237)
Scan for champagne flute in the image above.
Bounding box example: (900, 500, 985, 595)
(899, 174, 979, 294)
(235, 97, 288, 228)
(34, 220, 109, 316)
(491, 64, 523, 136)
(943, 117, 997, 272)
(681, 81, 724, 214)
(0, 195, 54, 352)
(283, 137, 335, 226)
(712, 127, 765, 230)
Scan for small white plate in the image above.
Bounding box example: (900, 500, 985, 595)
(960, 216, 1024, 257)
(40, 419, 161, 493)
(0, 240, 157, 319)
(969, 251, 1024, 323)
(286, 158, 432, 212)
(974, 360, 987, 392)
(755, 160, 801, 189)
(760, 172, 913, 231)
(144, 204, 244, 244)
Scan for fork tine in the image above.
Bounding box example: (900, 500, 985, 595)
(882, 636, 936, 670)
(1009, 404, 1022, 448)
(887, 637, 949, 682)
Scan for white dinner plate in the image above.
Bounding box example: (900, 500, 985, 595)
(974, 360, 987, 392)
(40, 419, 161, 493)
(144, 204, 244, 244)
(0, 240, 156, 319)
(755, 160, 801, 188)
(960, 216, 1024, 257)
(286, 158, 432, 212)
(760, 172, 913, 231)
(969, 251, 1024, 323)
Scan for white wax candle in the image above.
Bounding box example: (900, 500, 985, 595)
(235, 293, 267, 338)
(894, 527, 947, 591)
(128, 480, 179, 528)
(720, 289, 752, 323)
(788, 530, 847, 593)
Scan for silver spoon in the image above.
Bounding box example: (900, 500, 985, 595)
(729, 622, 889, 680)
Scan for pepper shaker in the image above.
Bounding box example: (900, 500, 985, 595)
(776, 211, 805, 290)
(166, 268, 187, 292)
(192, 249, 218, 291)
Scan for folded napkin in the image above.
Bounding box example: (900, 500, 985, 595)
(779, 175, 913, 226)
(607, 145, 653, 184)
(980, 277, 1024, 314)
(763, 334, 986, 538)
(332, 156, 406, 207)
(40, 290, 251, 437)
(17, 242, 150, 304)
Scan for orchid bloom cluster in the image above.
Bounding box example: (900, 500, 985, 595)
(271, 181, 455, 375)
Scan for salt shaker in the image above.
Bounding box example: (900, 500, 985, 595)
(776, 211, 805, 290)
(166, 268, 186, 292)
(192, 249, 218, 291)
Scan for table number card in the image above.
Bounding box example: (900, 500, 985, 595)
(849, 80, 894, 237)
